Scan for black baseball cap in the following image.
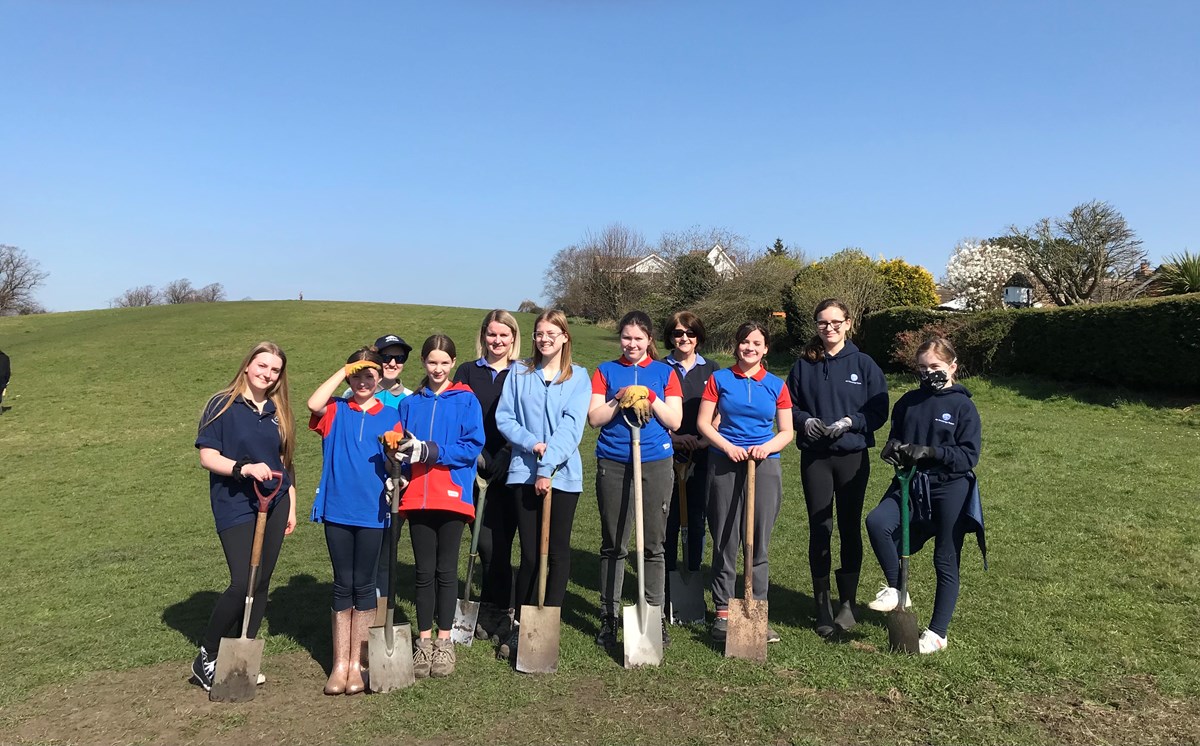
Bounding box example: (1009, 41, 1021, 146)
(374, 334, 413, 354)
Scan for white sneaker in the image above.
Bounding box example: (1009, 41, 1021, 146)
(919, 629, 947, 654)
(257, 672, 266, 685)
(866, 585, 913, 611)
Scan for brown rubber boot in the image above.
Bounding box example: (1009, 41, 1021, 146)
(323, 609, 352, 695)
(430, 637, 456, 678)
(345, 607, 373, 695)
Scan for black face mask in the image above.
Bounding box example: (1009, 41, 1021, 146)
(919, 369, 950, 391)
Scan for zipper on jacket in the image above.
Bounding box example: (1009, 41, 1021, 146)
(422, 393, 439, 510)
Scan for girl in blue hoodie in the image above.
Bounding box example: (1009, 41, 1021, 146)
(866, 336, 981, 654)
(394, 334, 485, 678)
(493, 309, 591, 660)
(785, 298, 888, 637)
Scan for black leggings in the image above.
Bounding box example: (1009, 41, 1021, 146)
(801, 450, 870, 579)
(325, 522, 385, 612)
(409, 511, 467, 632)
(477, 481, 518, 608)
(202, 502, 288, 653)
(512, 485, 580, 622)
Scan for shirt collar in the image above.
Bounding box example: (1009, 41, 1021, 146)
(347, 398, 384, 414)
(616, 355, 654, 368)
(236, 395, 277, 415)
(475, 357, 514, 370)
(730, 364, 767, 381)
(666, 353, 706, 373)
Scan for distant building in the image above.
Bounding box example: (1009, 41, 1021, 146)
(622, 243, 740, 278)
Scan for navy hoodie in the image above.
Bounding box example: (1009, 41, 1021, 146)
(786, 339, 888, 454)
(887, 383, 980, 485)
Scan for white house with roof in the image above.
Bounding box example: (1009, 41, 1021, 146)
(624, 244, 739, 277)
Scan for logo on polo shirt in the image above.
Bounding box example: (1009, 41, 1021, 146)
(845, 373, 862, 385)
(935, 412, 955, 426)
(272, 415, 280, 425)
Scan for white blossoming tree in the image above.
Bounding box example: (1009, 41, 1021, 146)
(943, 239, 1027, 311)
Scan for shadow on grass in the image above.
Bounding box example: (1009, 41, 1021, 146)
(985, 374, 1198, 410)
(162, 590, 220, 646)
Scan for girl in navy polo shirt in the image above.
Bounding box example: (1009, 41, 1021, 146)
(587, 310, 683, 650)
(308, 347, 404, 695)
(785, 298, 888, 637)
(866, 337, 981, 654)
(697, 322, 794, 644)
(394, 334, 485, 679)
(192, 342, 297, 693)
(452, 309, 521, 643)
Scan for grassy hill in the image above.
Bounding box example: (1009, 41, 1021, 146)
(1, 301, 1198, 745)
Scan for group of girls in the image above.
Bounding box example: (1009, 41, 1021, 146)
(190, 299, 982, 694)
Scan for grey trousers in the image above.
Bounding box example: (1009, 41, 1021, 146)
(596, 457, 673, 616)
(707, 451, 782, 609)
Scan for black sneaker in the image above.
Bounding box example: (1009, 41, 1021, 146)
(190, 646, 215, 691)
(594, 613, 618, 649)
(497, 624, 519, 661)
(661, 616, 671, 648)
(710, 616, 728, 642)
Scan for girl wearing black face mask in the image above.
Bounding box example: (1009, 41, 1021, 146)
(866, 337, 984, 654)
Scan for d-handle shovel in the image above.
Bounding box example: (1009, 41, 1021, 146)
(887, 465, 921, 654)
(725, 458, 768, 663)
(368, 457, 416, 692)
(210, 471, 284, 702)
(516, 470, 561, 674)
(451, 457, 491, 646)
(622, 414, 664, 668)
(668, 455, 706, 625)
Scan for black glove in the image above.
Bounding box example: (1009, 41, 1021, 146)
(880, 439, 903, 466)
(484, 445, 512, 482)
(898, 443, 938, 466)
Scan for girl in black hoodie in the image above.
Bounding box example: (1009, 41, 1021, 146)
(786, 299, 889, 637)
(866, 336, 981, 654)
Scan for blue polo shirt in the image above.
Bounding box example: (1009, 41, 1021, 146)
(590, 356, 682, 463)
(702, 364, 792, 457)
(196, 394, 293, 533)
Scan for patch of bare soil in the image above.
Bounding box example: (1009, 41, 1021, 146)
(1022, 674, 1200, 746)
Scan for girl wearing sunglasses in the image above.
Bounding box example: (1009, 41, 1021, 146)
(340, 334, 413, 408)
(784, 298, 888, 638)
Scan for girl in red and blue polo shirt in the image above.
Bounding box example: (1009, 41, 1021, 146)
(587, 310, 683, 650)
(697, 322, 795, 645)
(308, 347, 404, 695)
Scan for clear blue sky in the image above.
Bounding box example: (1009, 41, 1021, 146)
(3, 1, 1197, 313)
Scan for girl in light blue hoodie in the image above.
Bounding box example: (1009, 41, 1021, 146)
(494, 309, 591, 659)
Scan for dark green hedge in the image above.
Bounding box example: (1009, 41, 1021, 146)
(860, 295, 1200, 391)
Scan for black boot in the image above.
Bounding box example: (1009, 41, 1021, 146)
(661, 615, 671, 648)
(813, 577, 836, 638)
(834, 570, 859, 632)
(594, 613, 619, 649)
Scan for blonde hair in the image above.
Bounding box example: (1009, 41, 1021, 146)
(199, 341, 295, 477)
(524, 309, 575, 384)
(475, 309, 521, 364)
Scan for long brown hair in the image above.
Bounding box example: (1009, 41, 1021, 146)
(417, 334, 457, 392)
(802, 298, 852, 362)
(617, 310, 660, 361)
(199, 341, 295, 477)
(524, 308, 575, 383)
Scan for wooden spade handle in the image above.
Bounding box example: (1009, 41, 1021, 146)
(744, 459, 756, 602)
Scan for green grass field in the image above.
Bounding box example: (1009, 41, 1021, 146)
(1, 301, 1198, 745)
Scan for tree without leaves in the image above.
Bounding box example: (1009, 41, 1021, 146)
(0, 245, 49, 316)
(162, 278, 195, 304)
(191, 283, 226, 303)
(656, 225, 747, 263)
(111, 285, 161, 308)
(544, 223, 655, 322)
(1006, 200, 1148, 305)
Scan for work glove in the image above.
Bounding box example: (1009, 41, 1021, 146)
(618, 385, 655, 426)
(825, 417, 853, 438)
(482, 445, 512, 482)
(898, 443, 938, 466)
(345, 360, 381, 377)
(803, 417, 828, 442)
(880, 439, 904, 466)
(380, 428, 411, 453)
(394, 436, 439, 465)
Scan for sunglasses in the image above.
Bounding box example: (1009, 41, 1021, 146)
(671, 329, 698, 339)
(381, 353, 408, 364)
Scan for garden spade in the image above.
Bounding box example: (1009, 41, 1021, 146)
(210, 472, 283, 702)
(516, 471, 560, 674)
(368, 457, 415, 692)
(887, 464, 920, 654)
(451, 459, 491, 646)
(725, 459, 767, 663)
(668, 455, 705, 624)
(623, 415, 664, 668)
